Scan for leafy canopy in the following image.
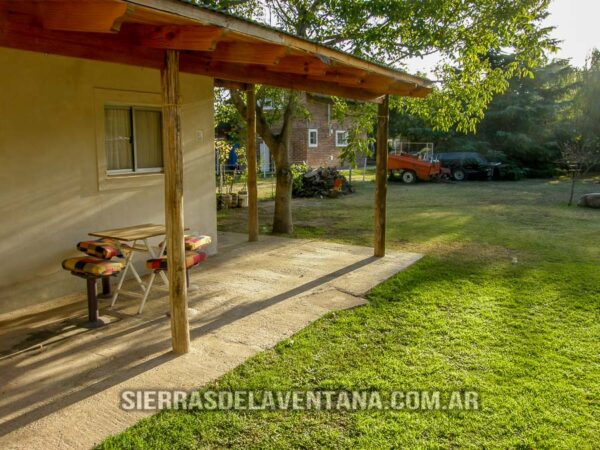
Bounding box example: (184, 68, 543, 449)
(208, 0, 554, 133)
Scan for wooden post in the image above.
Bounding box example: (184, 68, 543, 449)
(161, 50, 190, 354)
(246, 84, 259, 241)
(374, 95, 389, 257)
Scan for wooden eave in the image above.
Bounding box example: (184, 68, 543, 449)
(0, 0, 433, 103)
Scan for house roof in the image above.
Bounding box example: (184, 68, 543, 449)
(0, 0, 433, 102)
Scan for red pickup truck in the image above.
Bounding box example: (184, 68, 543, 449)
(388, 151, 450, 183)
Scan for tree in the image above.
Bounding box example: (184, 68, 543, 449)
(560, 49, 600, 205)
(214, 0, 554, 233)
(390, 55, 578, 175)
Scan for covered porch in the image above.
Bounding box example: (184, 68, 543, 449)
(0, 232, 422, 448)
(0, 0, 431, 355)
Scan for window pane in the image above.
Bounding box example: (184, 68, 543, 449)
(134, 109, 163, 169)
(105, 107, 133, 171)
(336, 131, 348, 146)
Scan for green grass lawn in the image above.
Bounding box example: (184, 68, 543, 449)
(100, 178, 600, 449)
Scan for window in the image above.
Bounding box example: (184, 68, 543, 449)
(104, 106, 163, 175)
(336, 130, 349, 147)
(260, 98, 275, 110)
(308, 129, 318, 148)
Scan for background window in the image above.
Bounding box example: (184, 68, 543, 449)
(308, 129, 318, 147)
(105, 106, 163, 174)
(336, 130, 349, 147)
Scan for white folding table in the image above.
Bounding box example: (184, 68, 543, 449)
(88, 223, 179, 309)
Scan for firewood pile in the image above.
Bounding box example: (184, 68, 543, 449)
(293, 167, 354, 198)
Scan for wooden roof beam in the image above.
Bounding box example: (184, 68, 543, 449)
(207, 42, 288, 66)
(122, 23, 224, 51)
(35, 0, 131, 33)
(266, 55, 330, 76)
(180, 55, 385, 103)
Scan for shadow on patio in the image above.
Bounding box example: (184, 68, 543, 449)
(0, 232, 422, 449)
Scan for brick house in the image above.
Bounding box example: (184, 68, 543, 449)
(259, 93, 368, 172)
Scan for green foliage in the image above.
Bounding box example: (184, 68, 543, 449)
(331, 99, 375, 168)
(212, 0, 554, 150)
(391, 55, 579, 173)
(290, 162, 309, 194)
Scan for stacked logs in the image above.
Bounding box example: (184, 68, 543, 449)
(293, 167, 354, 198)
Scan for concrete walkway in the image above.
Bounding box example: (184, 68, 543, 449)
(0, 233, 422, 449)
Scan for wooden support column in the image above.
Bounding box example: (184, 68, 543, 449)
(246, 84, 259, 241)
(374, 95, 390, 257)
(161, 50, 190, 354)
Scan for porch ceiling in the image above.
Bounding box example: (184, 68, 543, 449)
(0, 0, 433, 102)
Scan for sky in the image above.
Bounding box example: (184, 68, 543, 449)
(406, 0, 600, 75)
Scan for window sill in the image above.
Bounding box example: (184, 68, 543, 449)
(99, 172, 164, 191)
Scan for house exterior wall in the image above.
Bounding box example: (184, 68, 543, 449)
(0, 47, 216, 315)
(290, 95, 367, 169)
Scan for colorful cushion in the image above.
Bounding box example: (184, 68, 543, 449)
(184, 235, 212, 251)
(146, 252, 207, 271)
(159, 235, 212, 252)
(77, 239, 126, 259)
(62, 257, 124, 276)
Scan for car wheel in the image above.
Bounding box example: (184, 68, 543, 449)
(452, 168, 466, 181)
(402, 170, 417, 184)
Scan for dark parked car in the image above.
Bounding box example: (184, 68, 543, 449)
(435, 152, 502, 181)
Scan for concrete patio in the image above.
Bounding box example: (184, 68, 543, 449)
(0, 232, 422, 449)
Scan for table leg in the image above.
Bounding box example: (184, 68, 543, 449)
(145, 238, 169, 287)
(110, 240, 136, 308)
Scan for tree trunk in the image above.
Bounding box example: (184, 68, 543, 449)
(229, 89, 295, 234)
(568, 171, 577, 206)
(272, 141, 293, 234)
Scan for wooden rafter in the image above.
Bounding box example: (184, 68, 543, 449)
(123, 23, 224, 51)
(35, 0, 131, 33)
(179, 55, 385, 103)
(208, 42, 288, 66)
(0, 0, 432, 101)
(266, 55, 330, 76)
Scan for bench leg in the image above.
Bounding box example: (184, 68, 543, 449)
(86, 277, 99, 323)
(99, 276, 111, 298)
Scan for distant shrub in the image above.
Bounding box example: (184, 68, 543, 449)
(291, 163, 309, 194)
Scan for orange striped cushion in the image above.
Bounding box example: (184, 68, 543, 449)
(146, 252, 207, 271)
(62, 257, 123, 276)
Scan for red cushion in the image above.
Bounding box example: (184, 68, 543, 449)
(62, 257, 123, 276)
(146, 252, 207, 271)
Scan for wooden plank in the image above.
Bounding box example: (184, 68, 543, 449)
(209, 42, 287, 65)
(214, 78, 246, 90)
(374, 95, 389, 257)
(124, 0, 432, 90)
(36, 0, 130, 33)
(179, 55, 386, 103)
(246, 84, 259, 242)
(89, 223, 166, 241)
(266, 55, 329, 76)
(124, 23, 223, 51)
(161, 50, 190, 354)
(0, 18, 165, 69)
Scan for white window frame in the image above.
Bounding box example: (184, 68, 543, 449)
(105, 105, 164, 176)
(261, 98, 275, 110)
(308, 128, 318, 148)
(336, 130, 349, 147)
(94, 88, 164, 192)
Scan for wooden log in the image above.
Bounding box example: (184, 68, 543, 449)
(374, 95, 389, 257)
(246, 84, 259, 242)
(161, 50, 190, 354)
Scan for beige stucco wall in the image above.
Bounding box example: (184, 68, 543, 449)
(0, 47, 216, 315)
